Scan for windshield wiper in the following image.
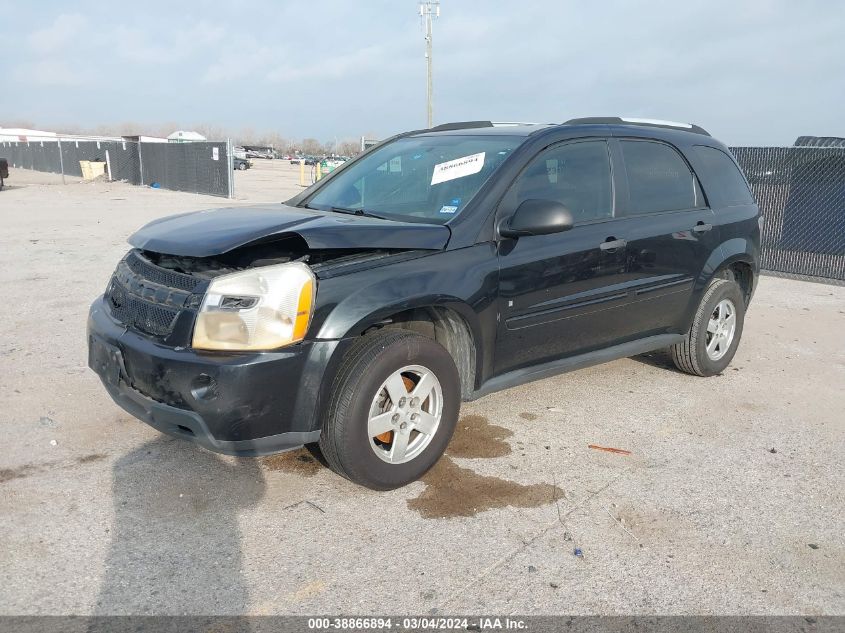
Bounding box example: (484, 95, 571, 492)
(300, 203, 387, 220)
(327, 206, 386, 220)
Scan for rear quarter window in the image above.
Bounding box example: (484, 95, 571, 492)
(694, 145, 755, 207)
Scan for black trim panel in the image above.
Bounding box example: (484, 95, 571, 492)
(471, 333, 683, 400)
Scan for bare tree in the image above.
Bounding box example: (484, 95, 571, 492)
(0, 119, 38, 129)
(193, 123, 229, 141)
(337, 139, 361, 156)
(300, 138, 323, 155)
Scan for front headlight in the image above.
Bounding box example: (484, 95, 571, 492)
(192, 262, 315, 351)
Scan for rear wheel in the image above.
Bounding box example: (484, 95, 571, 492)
(671, 278, 745, 376)
(319, 329, 461, 489)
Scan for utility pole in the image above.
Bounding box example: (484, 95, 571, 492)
(419, 1, 440, 128)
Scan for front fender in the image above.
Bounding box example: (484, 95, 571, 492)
(308, 244, 500, 386)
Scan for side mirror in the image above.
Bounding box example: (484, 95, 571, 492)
(499, 199, 574, 238)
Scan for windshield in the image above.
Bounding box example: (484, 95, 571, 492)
(304, 135, 521, 223)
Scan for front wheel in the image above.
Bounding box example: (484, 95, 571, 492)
(671, 278, 746, 376)
(318, 329, 461, 490)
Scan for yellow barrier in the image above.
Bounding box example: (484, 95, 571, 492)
(79, 161, 106, 180)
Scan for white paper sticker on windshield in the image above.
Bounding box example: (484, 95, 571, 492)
(431, 152, 485, 185)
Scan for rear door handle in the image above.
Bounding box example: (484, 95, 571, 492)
(599, 238, 627, 251)
(692, 222, 713, 233)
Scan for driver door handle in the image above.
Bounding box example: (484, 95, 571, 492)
(692, 222, 713, 233)
(599, 238, 627, 251)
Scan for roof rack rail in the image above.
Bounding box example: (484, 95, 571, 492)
(564, 116, 710, 136)
(428, 121, 494, 132)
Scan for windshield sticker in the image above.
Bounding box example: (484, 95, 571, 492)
(439, 205, 458, 214)
(431, 152, 485, 185)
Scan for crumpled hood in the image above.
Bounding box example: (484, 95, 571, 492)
(128, 204, 451, 257)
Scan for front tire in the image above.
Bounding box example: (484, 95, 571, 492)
(319, 329, 461, 490)
(671, 278, 745, 376)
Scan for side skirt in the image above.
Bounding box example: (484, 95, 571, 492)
(469, 333, 684, 401)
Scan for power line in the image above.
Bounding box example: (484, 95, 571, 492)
(419, 1, 440, 128)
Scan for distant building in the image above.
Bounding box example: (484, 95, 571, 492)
(0, 128, 58, 142)
(167, 130, 207, 143)
(794, 136, 845, 148)
(122, 135, 168, 143)
(361, 136, 379, 152)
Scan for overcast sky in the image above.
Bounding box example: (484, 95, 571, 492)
(2, 0, 842, 145)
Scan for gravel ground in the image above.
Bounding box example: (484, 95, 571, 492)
(0, 167, 843, 615)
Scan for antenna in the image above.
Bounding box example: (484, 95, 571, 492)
(419, 1, 440, 128)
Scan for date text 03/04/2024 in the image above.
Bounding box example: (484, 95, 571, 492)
(306, 616, 527, 630)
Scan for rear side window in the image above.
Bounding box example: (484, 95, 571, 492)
(694, 145, 755, 206)
(621, 140, 700, 214)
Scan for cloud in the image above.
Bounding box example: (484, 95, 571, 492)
(27, 13, 87, 55)
(265, 45, 386, 83)
(112, 21, 226, 64)
(14, 59, 90, 86)
(202, 45, 278, 83)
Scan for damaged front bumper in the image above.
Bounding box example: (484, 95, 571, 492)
(87, 296, 341, 456)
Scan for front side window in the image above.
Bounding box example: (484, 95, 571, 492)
(509, 140, 613, 223)
(621, 140, 700, 214)
(305, 135, 521, 224)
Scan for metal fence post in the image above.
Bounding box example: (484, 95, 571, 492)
(57, 138, 66, 185)
(137, 142, 145, 186)
(227, 138, 235, 199)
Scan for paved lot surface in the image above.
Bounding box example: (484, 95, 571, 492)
(231, 158, 311, 202)
(1, 168, 843, 615)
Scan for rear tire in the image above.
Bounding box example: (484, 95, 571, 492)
(671, 278, 745, 376)
(319, 329, 461, 490)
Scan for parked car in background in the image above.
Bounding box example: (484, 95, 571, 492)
(233, 147, 247, 160)
(233, 156, 253, 171)
(0, 158, 8, 190)
(245, 149, 273, 160)
(88, 117, 760, 490)
(320, 156, 348, 173)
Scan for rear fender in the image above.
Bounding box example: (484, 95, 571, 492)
(680, 237, 759, 329)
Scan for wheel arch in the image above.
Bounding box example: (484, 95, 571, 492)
(681, 238, 758, 331)
(316, 295, 482, 400)
(700, 237, 759, 305)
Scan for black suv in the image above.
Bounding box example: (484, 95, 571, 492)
(88, 117, 760, 489)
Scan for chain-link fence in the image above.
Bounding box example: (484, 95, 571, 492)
(731, 146, 845, 283)
(0, 138, 232, 197)
(137, 142, 231, 196)
(2, 138, 844, 281)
